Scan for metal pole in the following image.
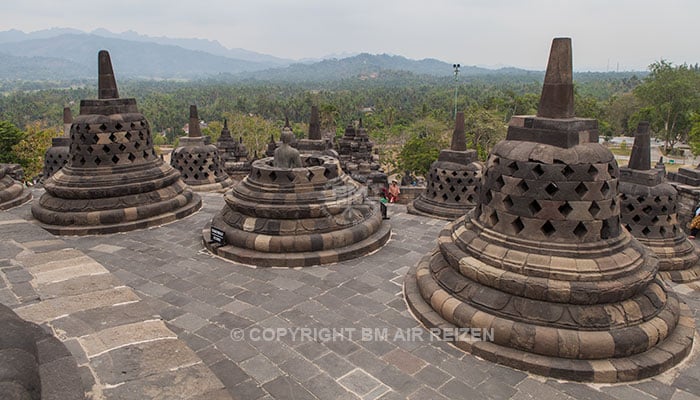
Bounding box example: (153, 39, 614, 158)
(453, 64, 460, 118)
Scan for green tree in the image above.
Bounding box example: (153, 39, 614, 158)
(634, 60, 700, 151)
(464, 106, 507, 160)
(11, 122, 59, 180)
(397, 116, 450, 176)
(0, 120, 26, 164)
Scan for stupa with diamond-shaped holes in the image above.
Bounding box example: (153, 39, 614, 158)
(170, 105, 234, 192)
(619, 122, 700, 282)
(403, 38, 694, 382)
(32, 50, 201, 235)
(408, 111, 482, 220)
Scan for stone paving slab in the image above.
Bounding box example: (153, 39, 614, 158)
(2, 189, 700, 399)
(0, 206, 232, 400)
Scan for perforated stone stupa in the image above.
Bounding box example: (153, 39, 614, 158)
(619, 122, 700, 282)
(408, 112, 482, 220)
(170, 105, 234, 192)
(32, 50, 201, 235)
(42, 107, 72, 180)
(0, 164, 31, 210)
(216, 119, 250, 181)
(404, 38, 694, 382)
(203, 153, 391, 267)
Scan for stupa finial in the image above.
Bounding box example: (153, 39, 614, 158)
(537, 38, 574, 119)
(98, 50, 119, 99)
(450, 111, 466, 151)
(189, 105, 201, 137)
(628, 121, 651, 170)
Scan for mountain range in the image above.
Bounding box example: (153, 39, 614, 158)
(0, 28, 532, 82)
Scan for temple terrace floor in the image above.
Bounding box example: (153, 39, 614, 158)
(1, 188, 700, 400)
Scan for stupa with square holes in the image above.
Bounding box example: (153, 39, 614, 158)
(408, 111, 482, 220)
(403, 38, 694, 382)
(32, 51, 201, 235)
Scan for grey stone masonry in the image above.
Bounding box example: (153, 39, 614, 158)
(3, 190, 700, 399)
(0, 210, 231, 400)
(0, 164, 31, 210)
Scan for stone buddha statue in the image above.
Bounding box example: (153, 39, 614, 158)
(273, 130, 302, 168)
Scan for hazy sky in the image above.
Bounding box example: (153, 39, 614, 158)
(2, 0, 698, 71)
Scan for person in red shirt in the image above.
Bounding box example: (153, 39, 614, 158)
(387, 181, 400, 203)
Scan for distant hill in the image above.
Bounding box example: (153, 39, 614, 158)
(88, 28, 291, 65)
(0, 52, 90, 80)
(0, 34, 268, 79)
(236, 53, 536, 82)
(0, 28, 642, 85)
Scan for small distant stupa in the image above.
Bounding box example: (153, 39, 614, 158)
(408, 111, 482, 220)
(170, 105, 234, 192)
(43, 107, 72, 180)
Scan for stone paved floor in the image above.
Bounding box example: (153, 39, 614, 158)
(3, 189, 700, 400)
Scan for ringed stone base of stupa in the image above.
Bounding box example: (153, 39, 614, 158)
(407, 197, 468, 221)
(0, 172, 31, 210)
(203, 213, 391, 267)
(34, 192, 201, 236)
(404, 260, 694, 382)
(404, 207, 695, 382)
(636, 236, 700, 283)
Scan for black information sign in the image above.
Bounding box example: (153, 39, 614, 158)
(210, 226, 226, 245)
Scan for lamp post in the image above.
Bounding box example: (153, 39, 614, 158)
(452, 63, 460, 118)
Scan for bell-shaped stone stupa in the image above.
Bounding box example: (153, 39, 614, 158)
(170, 105, 234, 192)
(408, 112, 482, 220)
(619, 122, 700, 282)
(404, 38, 694, 382)
(32, 51, 201, 235)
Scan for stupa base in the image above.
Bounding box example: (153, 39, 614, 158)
(203, 220, 391, 268)
(33, 194, 201, 236)
(404, 254, 695, 383)
(407, 197, 471, 221)
(659, 262, 700, 283)
(0, 185, 31, 210)
(187, 179, 234, 193)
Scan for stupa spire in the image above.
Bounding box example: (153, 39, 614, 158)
(537, 38, 574, 119)
(189, 105, 201, 137)
(450, 111, 466, 151)
(628, 121, 651, 170)
(220, 118, 231, 139)
(97, 50, 119, 99)
(309, 105, 321, 140)
(62, 107, 72, 137)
